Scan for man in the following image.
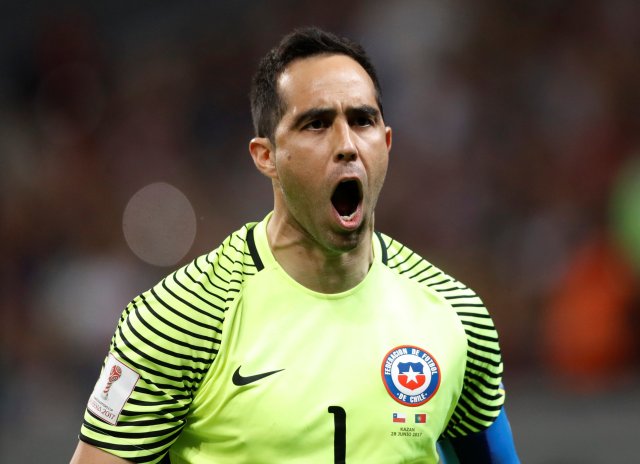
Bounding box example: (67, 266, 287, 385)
(71, 27, 518, 463)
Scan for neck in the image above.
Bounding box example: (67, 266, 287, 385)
(266, 212, 373, 294)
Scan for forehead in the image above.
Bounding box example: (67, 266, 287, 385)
(277, 54, 378, 115)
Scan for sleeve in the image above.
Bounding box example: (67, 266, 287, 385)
(79, 251, 227, 463)
(441, 288, 505, 438)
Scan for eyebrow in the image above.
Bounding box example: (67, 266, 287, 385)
(346, 105, 380, 120)
(290, 104, 381, 129)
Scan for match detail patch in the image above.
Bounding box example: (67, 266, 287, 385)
(381, 345, 441, 407)
(87, 353, 139, 425)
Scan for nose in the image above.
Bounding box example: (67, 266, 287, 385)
(333, 121, 358, 162)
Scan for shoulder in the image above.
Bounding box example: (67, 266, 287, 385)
(192, 221, 262, 282)
(159, 222, 263, 307)
(115, 221, 265, 367)
(376, 231, 498, 342)
(376, 231, 487, 310)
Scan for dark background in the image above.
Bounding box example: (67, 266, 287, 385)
(1, 1, 639, 462)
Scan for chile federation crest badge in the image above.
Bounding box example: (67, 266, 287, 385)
(381, 345, 441, 406)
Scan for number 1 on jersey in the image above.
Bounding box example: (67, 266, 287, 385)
(328, 406, 346, 463)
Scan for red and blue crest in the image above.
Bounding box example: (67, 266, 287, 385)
(381, 345, 440, 407)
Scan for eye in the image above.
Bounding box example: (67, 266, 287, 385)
(304, 119, 327, 130)
(354, 116, 374, 127)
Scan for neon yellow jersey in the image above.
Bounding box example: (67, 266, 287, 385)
(80, 214, 504, 463)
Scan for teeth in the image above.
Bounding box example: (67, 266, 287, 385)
(341, 212, 357, 221)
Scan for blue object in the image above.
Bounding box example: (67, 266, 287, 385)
(437, 406, 520, 463)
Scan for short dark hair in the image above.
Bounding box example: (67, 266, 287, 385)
(250, 26, 384, 143)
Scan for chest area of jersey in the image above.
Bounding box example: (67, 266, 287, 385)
(188, 272, 467, 462)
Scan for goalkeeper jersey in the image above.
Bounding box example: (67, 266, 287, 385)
(79, 214, 504, 463)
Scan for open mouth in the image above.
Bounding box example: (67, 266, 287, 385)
(331, 180, 362, 219)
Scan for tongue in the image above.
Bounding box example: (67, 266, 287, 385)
(334, 197, 353, 217)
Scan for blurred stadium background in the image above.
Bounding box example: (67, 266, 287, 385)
(1, 1, 639, 462)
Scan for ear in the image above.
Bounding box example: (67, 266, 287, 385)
(385, 126, 392, 152)
(249, 137, 278, 180)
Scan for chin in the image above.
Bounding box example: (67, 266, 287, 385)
(324, 225, 368, 254)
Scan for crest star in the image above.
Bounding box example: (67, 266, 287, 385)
(402, 365, 420, 385)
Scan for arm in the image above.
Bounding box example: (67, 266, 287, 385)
(438, 406, 520, 464)
(73, 246, 228, 462)
(70, 441, 132, 464)
(428, 268, 516, 463)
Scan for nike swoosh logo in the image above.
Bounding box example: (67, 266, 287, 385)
(232, 366, 284, 386)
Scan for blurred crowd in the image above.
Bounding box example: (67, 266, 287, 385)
(1, 0, 639, 461)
